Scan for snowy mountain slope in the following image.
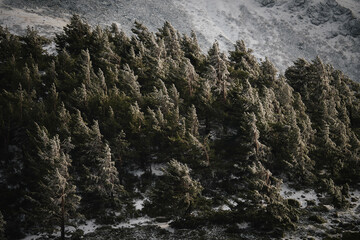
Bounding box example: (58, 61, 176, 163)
(1, 0, 359, 81)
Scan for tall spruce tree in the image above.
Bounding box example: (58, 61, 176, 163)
(146, 159, 203, 217)
(208, 41, 231, 101)
(26, 124, 80, 239)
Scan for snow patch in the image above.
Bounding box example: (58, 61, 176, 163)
(113, 216, 152, 228)
(129, 169, 145, 177)
(154, 221, 175, 233)
(228, 199, 238, 207)
(112, 216, 174, 232)
(22, 234, 43, 240)
(43, 42, 57, 55)
(151, 163, 165, 176)
(0, 2, 68, 36)
(77, 219, 99, 234)
(280, 183, 320, 208)
(214, 204, 231, 211)
(237, 222, 250, 229)
(133, 198, 146, 210)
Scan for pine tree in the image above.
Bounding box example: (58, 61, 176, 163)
(208, 41, 231, 101)
(73, 120, 124, 210)
(79, 49, 95, 86)
(158, 22, 184, 60)
(229, 40, 260, 78)
(55, 14, 92, 55)
(182, 59, 199, 97)
(26, 124, 80, 239)
(87, 143, 124, 208)
(181, 30, 203, 67)
(130, 101, 145, 132)
(21, 27, 50, 65)
(187, 105, 199, 137)
(259, 57, 277, 88)
(96, 68, 107, 95)
(121, 64, 142, 100)
(148, 80, 174, 114)
(146, 159, 203, 217)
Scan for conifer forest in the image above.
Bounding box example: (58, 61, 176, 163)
(0, 15, 360, 239)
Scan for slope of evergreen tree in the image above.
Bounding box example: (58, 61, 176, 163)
(0, 16, 359, 239)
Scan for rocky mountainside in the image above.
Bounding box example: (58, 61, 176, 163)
(0, 0, 359, 81)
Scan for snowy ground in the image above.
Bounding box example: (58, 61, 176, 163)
(0, 0, 68, 36)
(22, 216, 174, 240)
(21, 186, 360, 239)
(281, 184, 360, 239)
(280, 182, 321, 208)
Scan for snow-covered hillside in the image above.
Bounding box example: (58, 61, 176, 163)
(1, 0, 359, 81)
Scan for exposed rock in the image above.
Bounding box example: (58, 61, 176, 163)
(334, 5, 351, 16)
(326, 0, 338, 8)
(355, 205, 360, 214)
(307, 3, 332, 25)
(294, 0, 306, 7)
(347, 19, 360, 37)
(261, 0, 276, 8)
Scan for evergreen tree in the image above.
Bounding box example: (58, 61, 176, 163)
(130, 101, 145, 132)
(20, 27, 50, 65)
(182, 59, 199, 97)
(146, 159, 203, 217)
(73, 120, 124, 210)
(121, 64, 142, 100)
(187, 104, 199, 137)
(158, 22, 183, 60)
(55, 14, 92, 55)
(109, 23, 131, 58)
(208, 41, 231, 101)
(25, 124, 80, 239)
(229, 40, 260, 79)
(181, 30, 203, 68)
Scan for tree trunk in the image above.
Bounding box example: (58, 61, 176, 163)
(223, 80, 226, 101)
(61, 188, 65, 240)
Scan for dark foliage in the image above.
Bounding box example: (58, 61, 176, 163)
(0, 16, 359, 239)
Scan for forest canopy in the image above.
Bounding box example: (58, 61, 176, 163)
(0, 14, 360, 239)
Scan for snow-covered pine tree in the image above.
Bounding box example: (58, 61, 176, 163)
(181, 58, 199, 97)
(25, 124, 80, 239)
(55, 14, 92, 55)
(146, 159, 203, 217)
(130, 101, 145, 132)
(76, 120, 124, 210)
(187, 104, 199, 137)
(121, 64, 142, 100)
(87, 143, 124, 208)
(229, 40, 260, 79)
(208, 41, 231, 101)
(181, 30, 203, 68)
(158, 22, 183, 60)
